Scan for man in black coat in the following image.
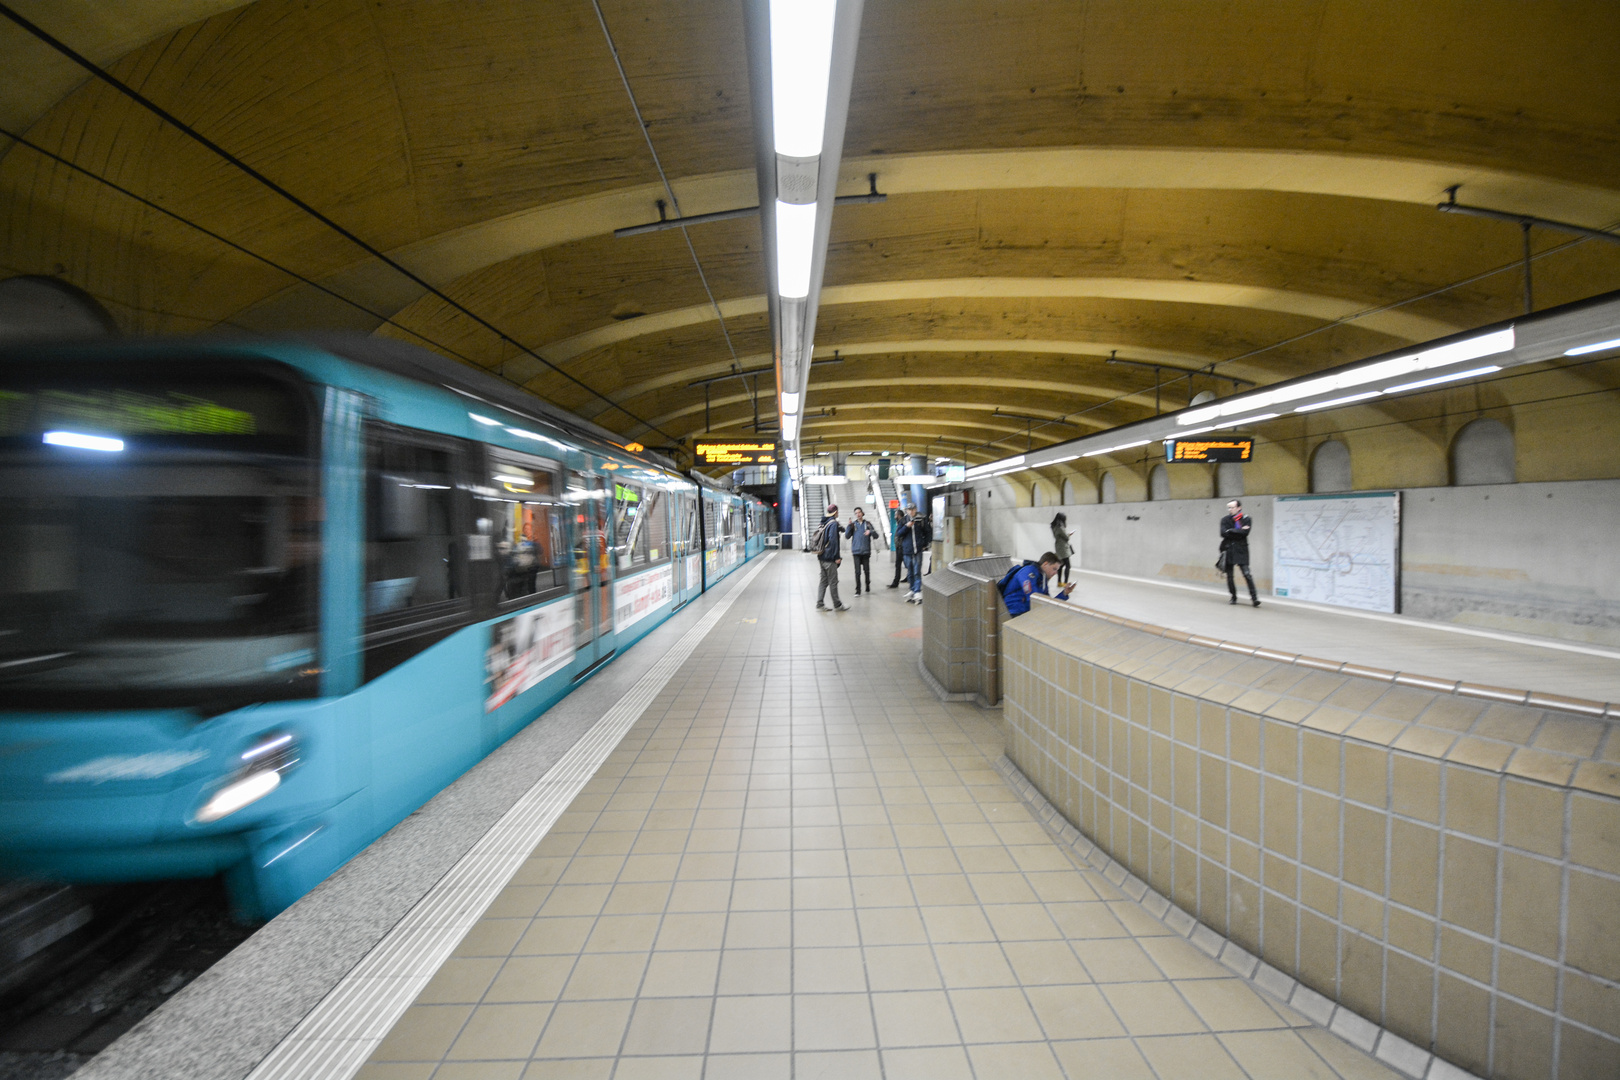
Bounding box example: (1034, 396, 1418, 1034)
(1220, 499, 1261, 607)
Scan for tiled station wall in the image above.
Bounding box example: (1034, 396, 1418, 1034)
(1000, 604, 1620, 1080)
(920, 556, 1010, 705)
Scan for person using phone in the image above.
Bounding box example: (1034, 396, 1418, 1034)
(1001, 552, 1073, 618)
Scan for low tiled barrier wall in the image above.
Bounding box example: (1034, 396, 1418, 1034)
(1001, 600, 1620, 1080)
(920, 555, 1013, 706)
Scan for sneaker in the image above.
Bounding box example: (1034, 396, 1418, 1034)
(1229, 596, 1237, 605)
(1252, 598, 1262, 607)
(834, 604, 849, 612)
(885, 583, 899, 589)
(816, 603, 827, 610)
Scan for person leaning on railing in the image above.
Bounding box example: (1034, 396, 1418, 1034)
(1000, 552, 1074, 618)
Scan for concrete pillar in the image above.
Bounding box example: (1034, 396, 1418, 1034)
(777, 455, 794, 548)
(908, 453, 927, 514)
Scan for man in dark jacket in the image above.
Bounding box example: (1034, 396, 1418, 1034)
(896, 509, 930, 604)
(845, 507, 878, 595)
(815, 504, 848, 611)
(1220, 499, 1260, 607)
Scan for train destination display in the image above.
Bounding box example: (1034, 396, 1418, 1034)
(694, 440, 777, 465)
(1164, 436, 1254, 463)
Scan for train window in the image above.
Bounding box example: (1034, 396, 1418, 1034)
(612, 482, 667, 569)
(478, 449, 567, 606)
(365, 426, 465, 620)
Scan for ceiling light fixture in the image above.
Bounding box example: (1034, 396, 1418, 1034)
(769, 0, 837, 157)
(1565, 336, 1620, 357)
(1294, 391, 1383, 413)
(1383, 365, 1502, 394)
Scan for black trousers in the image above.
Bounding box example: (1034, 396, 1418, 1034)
(889, 550, 903, 586)
(1057, 557, 1071, 583)
(1227, 560, 1257, 601)
(852, 553, 872, 592)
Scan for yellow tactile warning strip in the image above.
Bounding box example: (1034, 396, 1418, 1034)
(356, 557, 1403, 1080)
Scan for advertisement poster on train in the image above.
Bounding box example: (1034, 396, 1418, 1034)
(614, 564, 673, 634)
(685, 554, 701, 591)
(484, 601, 573, 711)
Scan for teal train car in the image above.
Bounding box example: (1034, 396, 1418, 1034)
(0, 335, 761, 919)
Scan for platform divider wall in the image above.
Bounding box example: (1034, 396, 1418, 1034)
(1000, 601, 1620, 1080)
(921, 555, 1013, 706)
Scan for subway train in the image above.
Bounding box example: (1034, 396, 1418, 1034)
(0, 334, 769, 921)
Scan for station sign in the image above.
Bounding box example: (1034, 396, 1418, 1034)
(694, 440, 777, 465)
(1164, 436, 1254, 463)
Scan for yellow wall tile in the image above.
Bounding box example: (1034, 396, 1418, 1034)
(1385, 950, 1437, 1046)
(1561, 968, 1620, 1041)
(1441, 837, 1498, 938)
(1301, 868, 1339, 918)
(1339, 929, 1385, 1020)
(1150, 686, 1173, 735)
(1571, 794, 1620, 876)
(1229, 766, 1260, 844)
(1343, 743, 1389, 809)
(1441, 926, 1494, 983)
(1172, 693, 1198, 742)
(1416, 696, 1486, 733)
(1390, 819, 1440, 915)
(1475, 703, 1542, 743)
(1368, 686, 1437, 723)
(1262, 892, 1298, 973)
(1499, 852, 1561, 960)
(1172, 842, 1198, 911)
(1568, 870, 1620, 983)
(1130, 679, 1150, 726)
(1263, 776, 1298, 858)
(1493, 997, 1556, 1080)
(1341, 887, 1383, 938)
(1436, 973, 1492, 1076)
(1341, 805, 1388, 895)
(1444, 765, 1501, 842)
(1298, 910, 1339, 990)
(1497, 948, 1558, 1011)
(1264, 852, 1298, 899)
(1300, 790, 1341, 875)
(1230, 836, 1260, 883)
(1199, 753, 1228, 829)
(1201, 860, 1229, 932)
(1534, 714, 1606, 757)
(1393, 754, 1441, 824)
(1388, 908, 1436, 961)
(1301, 731, 1341, 793)
(1230, 711, 1261, 768)
(1502, 778, 1565, 859)
(1173, 743, 1198, 814)
(1229, 876, 1261, 953)
(1556, 1023, 1620, 1080)
(1326, 679, 1389, 713)
(1446, 736, 1514, 772)
(1263, 720, 1298, 780)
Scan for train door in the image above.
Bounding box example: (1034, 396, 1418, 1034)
(567, 470, 613, 671)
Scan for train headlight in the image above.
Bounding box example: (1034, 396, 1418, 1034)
(192, 731, 300, 824)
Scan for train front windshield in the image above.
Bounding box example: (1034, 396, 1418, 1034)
(0, 361, 320, 710)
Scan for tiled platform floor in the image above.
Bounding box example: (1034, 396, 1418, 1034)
(358, 556, 1400, 1080)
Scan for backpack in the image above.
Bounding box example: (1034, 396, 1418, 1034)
(995, 559, 1037, 595)
(809, 519, 831, 555)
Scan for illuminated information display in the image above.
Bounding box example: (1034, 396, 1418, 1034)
(1164, 436, 1254, 463)
(694, 440, 777, 465)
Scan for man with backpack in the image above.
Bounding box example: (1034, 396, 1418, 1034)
(813, 504, 848, 611)
(999, 552, 1074, 617)
(896, 509, 931, 605)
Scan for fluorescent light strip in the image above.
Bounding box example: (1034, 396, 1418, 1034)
(43, 431, 123, 452)
(1566, 336, 1620, 357)
(1294, 390, 1383, 413)
(780, 391, 801, 414)
(780, 412, 800, 441)
(1383, 365, 1502, 394)
(775, 201, 817, 299)
(769, 0, 837, 157)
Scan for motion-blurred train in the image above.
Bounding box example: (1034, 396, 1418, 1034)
(0, 335, 771, 920)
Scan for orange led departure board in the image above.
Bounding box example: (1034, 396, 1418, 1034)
(694, 440, 777, 465)
(1165, 437, 1254, 463)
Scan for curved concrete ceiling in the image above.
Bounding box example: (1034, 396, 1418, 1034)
(1, 0, 1617, 466)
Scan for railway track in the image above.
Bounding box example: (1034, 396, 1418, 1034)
(0, 879, 254, 1080)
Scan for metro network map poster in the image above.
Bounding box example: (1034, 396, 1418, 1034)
(1271, 492, 1400, 614)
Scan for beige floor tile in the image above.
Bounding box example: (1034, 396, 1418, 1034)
(795, 908, 861, 947)
(640, 950, 718, 997)
(955, 846, 1020, 874)
(509, 857, 570, 887)
(933, 942, 1018, 988)
(984, 902, 1064, 941)
(1025, 983, 1127, 1040)
(484, 886, 553, 919)
(716, 948, 791, 995)
(560, 855, 627, 884)
(1072, 938, 1159, 982)
(539, 884, 613, 918)
(619, 854, 682, 882)
(416, 958, 502, 1005)
(794, 992, 877, 1050)
(456, 919, 531, 958)
(909, 874, 977, 907)
(354, 1064, 433, 1080)
(619, 996, 714, 1056)
(793, 876, 854, 908)
(948, 986, 1046, 1042)
(521, 1058, 613, 1079)
(612, 1057, 703, 1080)
(856, 906, 928, 946)
(1049, 901, 1131, 940)
(1000, 941, 1090, 987)
(792, 849, 849, 877)
(793, 1049, 883, 1079)
(847, 848, 906, 876)
(708, 995, 792, 1054)
(1135, 1033, 1249, 1080)
(1138, 936, 1230, 981)
(1050, 1037, 1159, 1080)
(1012, 846, 1081, 873)
(795, 946, 869, 993)
(864, 945, 943, 991)
(967, 872, 1039, 905)
(1178, 978, 1290, 1032)
(871, 990, 961, 1047)
(679, 852, 740, 879)
(900, 848, 963, 876)
(699, 1053, 791, 1080)
(667, 879, 731, 913)
(1099, 981, 1209, 1037)
(602, 881, 672, 915)
(966, 1041, 1067, 1079)
(433, 1063, 526, 1080)
(370, 1004, 472, 1061)
(446, 1002, 551, 1060)
(881, 1045, 974, 1080)
(723, 910, 791, 949)
(577, 832, 636, 857)
(1026, 871, 1100, 904)
(561, 952, 648, 1000)
(484, 955, 575, 1003)
(919, 904, 996, 944)
(1295, 1027, 1405, 1080)
(655, 912, 726, 952)
(584, 914, 661, 954)
(851, 875, 914, 907)
(1219, 1029, 1344, 1080)
(514, 917, 596, 956)
(531, 999, 633, 1058)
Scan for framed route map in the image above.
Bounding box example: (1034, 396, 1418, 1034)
(1272, 492, 1401, 613)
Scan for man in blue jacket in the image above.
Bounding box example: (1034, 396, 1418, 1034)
(896, 509, 931, 605)
(815, 504, 848, 612)
(1002, 552, 1073, 617)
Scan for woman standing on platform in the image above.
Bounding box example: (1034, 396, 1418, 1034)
(1050, 512, 1072, 585)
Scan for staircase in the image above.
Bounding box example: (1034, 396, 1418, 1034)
(800, 481, 827, 548)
